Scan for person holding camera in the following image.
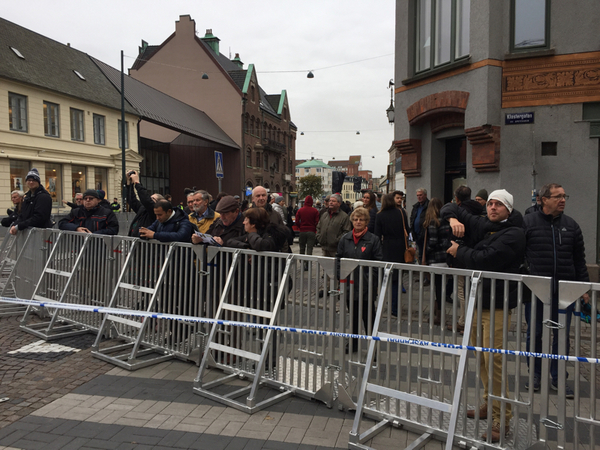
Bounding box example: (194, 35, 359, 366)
(125, 170, 164, 237)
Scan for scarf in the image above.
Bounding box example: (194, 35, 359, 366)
(352, 227, 368, 245)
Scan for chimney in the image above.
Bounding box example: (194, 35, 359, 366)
(201, 28, 220, 54)
(231, 53, 243, 69)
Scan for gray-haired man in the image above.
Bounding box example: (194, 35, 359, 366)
(316, 193, 351, 257)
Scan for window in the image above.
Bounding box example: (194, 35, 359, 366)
(45, 163, 61, 205)
(541, 142, 557, 156)
(43, 102, 59, 137)
(511, 0, 549, 51)
(256, 152, 261, 168)
(9, 93, 27, 132)
(274, 157, 279, 172)
(416, 0, 470, 73)
(70, 108, 84, 141)
(72, 165, 86, 198)
(95, 167, 107, 192)
(93, 114, 105, 145)
(246, 147, 252, 167)
(263, 153, 269, 171)
(118, 120, 129, 149)
(316, 168, 321, 173)
(10, 160, 29, 192)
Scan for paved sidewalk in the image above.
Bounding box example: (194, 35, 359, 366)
(0, 316, 459, 450)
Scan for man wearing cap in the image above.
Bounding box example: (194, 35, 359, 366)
(442, 189, 525, 442)
(10, 168, 53, 235)
(523, 183, 589, 398)
(316, 193, 351, 257)
(58, 189, 119, 235)
(475, 189, 488, 208)
(196, 195, 245, 247)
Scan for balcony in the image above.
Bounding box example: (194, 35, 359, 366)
(262, 138, 287, 153)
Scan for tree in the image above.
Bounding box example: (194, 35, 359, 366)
(297, 175, 324, 200)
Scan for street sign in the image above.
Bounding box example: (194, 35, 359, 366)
(214, 151, 224, 178)
(505, 112, 534, 125)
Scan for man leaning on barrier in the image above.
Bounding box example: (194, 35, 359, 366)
(10, 168, 53, 235)
(58, 189, 119, 235)
(442, 189, 526, 443)
(2, 190, 24, 228)
(522, 183, 589, 398)
(139, 200, 193, 243)
(197, 195, 245, 247)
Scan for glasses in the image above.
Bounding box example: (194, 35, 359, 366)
(83, 197, 96, 201)
(547, 195, 569, 200)
(352, 217, 367, 222)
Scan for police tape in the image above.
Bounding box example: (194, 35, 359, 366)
(2, 296, 599, 365)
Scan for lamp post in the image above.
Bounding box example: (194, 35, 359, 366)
(386, 79, 395, 124)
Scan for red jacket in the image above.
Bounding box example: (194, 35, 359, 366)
(295, 196, 320, 233)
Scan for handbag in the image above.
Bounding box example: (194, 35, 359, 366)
(401, 211, 416, 263)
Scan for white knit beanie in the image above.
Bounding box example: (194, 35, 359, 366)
(487, 189, 513, 213)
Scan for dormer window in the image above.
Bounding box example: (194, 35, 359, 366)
(10, 47, 24, 59)
(73, 70, 86, 81)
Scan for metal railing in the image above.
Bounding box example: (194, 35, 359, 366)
(1, 227, 598, 449)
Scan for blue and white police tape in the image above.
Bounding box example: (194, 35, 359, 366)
(2, 296, 599, 365)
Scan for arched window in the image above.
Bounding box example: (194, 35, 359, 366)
(256, 119, 261, 138)
(263, 153, 269, 170)
(255, 151, 261, 168)
(250, 116, 255, 135)
(244, 113, 249, 133)
(246, 147, 252, 167)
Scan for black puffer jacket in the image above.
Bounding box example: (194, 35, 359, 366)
(441, 202, 526, 309)
(14, 185, 53, 231)
(58, 205, 119, 235)
(522, 210, 589, 298)
(409, 199, 429, 237)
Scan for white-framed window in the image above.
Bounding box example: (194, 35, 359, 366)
(118, 120, 129, 149)
(70, 108, 84, 141)
(43, 101, 59, 137)
(9, 93, 27, 132)
(93, 114, 105, 145)
(416, 0, 470, 73)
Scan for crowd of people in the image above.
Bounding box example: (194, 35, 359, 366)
(2, 167, 592, 443)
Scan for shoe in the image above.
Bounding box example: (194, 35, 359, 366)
(525, 375, 541, 392)
(551, 380, 575, 399)
(466, 403, 488, 420)
(446, 323, 464, 334)
(318, 290, 324, 298)
(482, 422, 509, 443)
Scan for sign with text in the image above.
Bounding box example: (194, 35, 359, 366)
(505, 112, 534, 125)
(214, 151, 224, 178)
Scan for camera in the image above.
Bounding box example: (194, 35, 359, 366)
(127, 170, 137, 177)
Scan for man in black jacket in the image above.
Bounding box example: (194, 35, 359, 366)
(443, 189, 525, 442)
(409, 188, 429, 264)
(10, 168, 53, 235)
(58, 189, 118, 235)
(126, 170, 163, 237)
(523, 183, 589, 397)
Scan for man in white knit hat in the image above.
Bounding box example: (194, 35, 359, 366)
(441, 188, 525, 443)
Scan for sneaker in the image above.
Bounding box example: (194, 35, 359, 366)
(551, 380, 575, 399)
(525, 375, 541, 391)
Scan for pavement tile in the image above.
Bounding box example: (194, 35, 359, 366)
(236, 428, 271, 441)
(284, 427, 306, 444)
(221, 420, 245, 436)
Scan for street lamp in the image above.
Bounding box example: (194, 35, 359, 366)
(386, 79, 395, 124)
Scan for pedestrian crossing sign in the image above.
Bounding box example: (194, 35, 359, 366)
(215, 151, 224, 178)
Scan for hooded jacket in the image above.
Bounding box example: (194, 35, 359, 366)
(147, 208, 193, 243)
(14, 185, 53, 231)
(295, 196, 320, 233)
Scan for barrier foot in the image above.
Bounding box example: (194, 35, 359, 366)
(337, 382, 356, 411)
(91, 342, 174, 370)
(314, 381, 334, 408)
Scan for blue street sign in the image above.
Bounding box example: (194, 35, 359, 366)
(214, 151, 224, 179)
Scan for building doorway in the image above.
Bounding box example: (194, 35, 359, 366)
(444, 137, 466, 203)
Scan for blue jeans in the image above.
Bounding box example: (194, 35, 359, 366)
(525, 298, 574, 382)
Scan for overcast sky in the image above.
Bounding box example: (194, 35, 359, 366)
(3, 0, 395, 177)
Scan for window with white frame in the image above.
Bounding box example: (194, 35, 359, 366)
(9, 93, 28, 132)
(70, 108, 84, 141)
(415, 0, 470, 73)
(511, 0, 549, 51)
(118, 120, 129, 149)
(43, 101, 59, 137)
(93, 114, 105, 145)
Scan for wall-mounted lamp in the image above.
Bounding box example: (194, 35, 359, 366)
(202, 73, 209, 80)
(386, 79, 395, 124)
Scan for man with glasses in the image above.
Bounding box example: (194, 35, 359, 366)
(523, 183, 589, 398)
(58, 189, 118, 235)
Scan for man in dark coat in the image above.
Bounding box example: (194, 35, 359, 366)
(140, 200, 192, 243)
(10, 168, 53, 235)
(202, 196, 246, 247)
(523, 183, 589, 397)
(443, 189, 525, 442)
(409, 188, 429, 263)
(126, 170, 163, 237)
(58, 189, 119, 235)
(2, 190, 24, 228)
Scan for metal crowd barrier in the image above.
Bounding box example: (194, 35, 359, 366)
(1, 228, 599, 449)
